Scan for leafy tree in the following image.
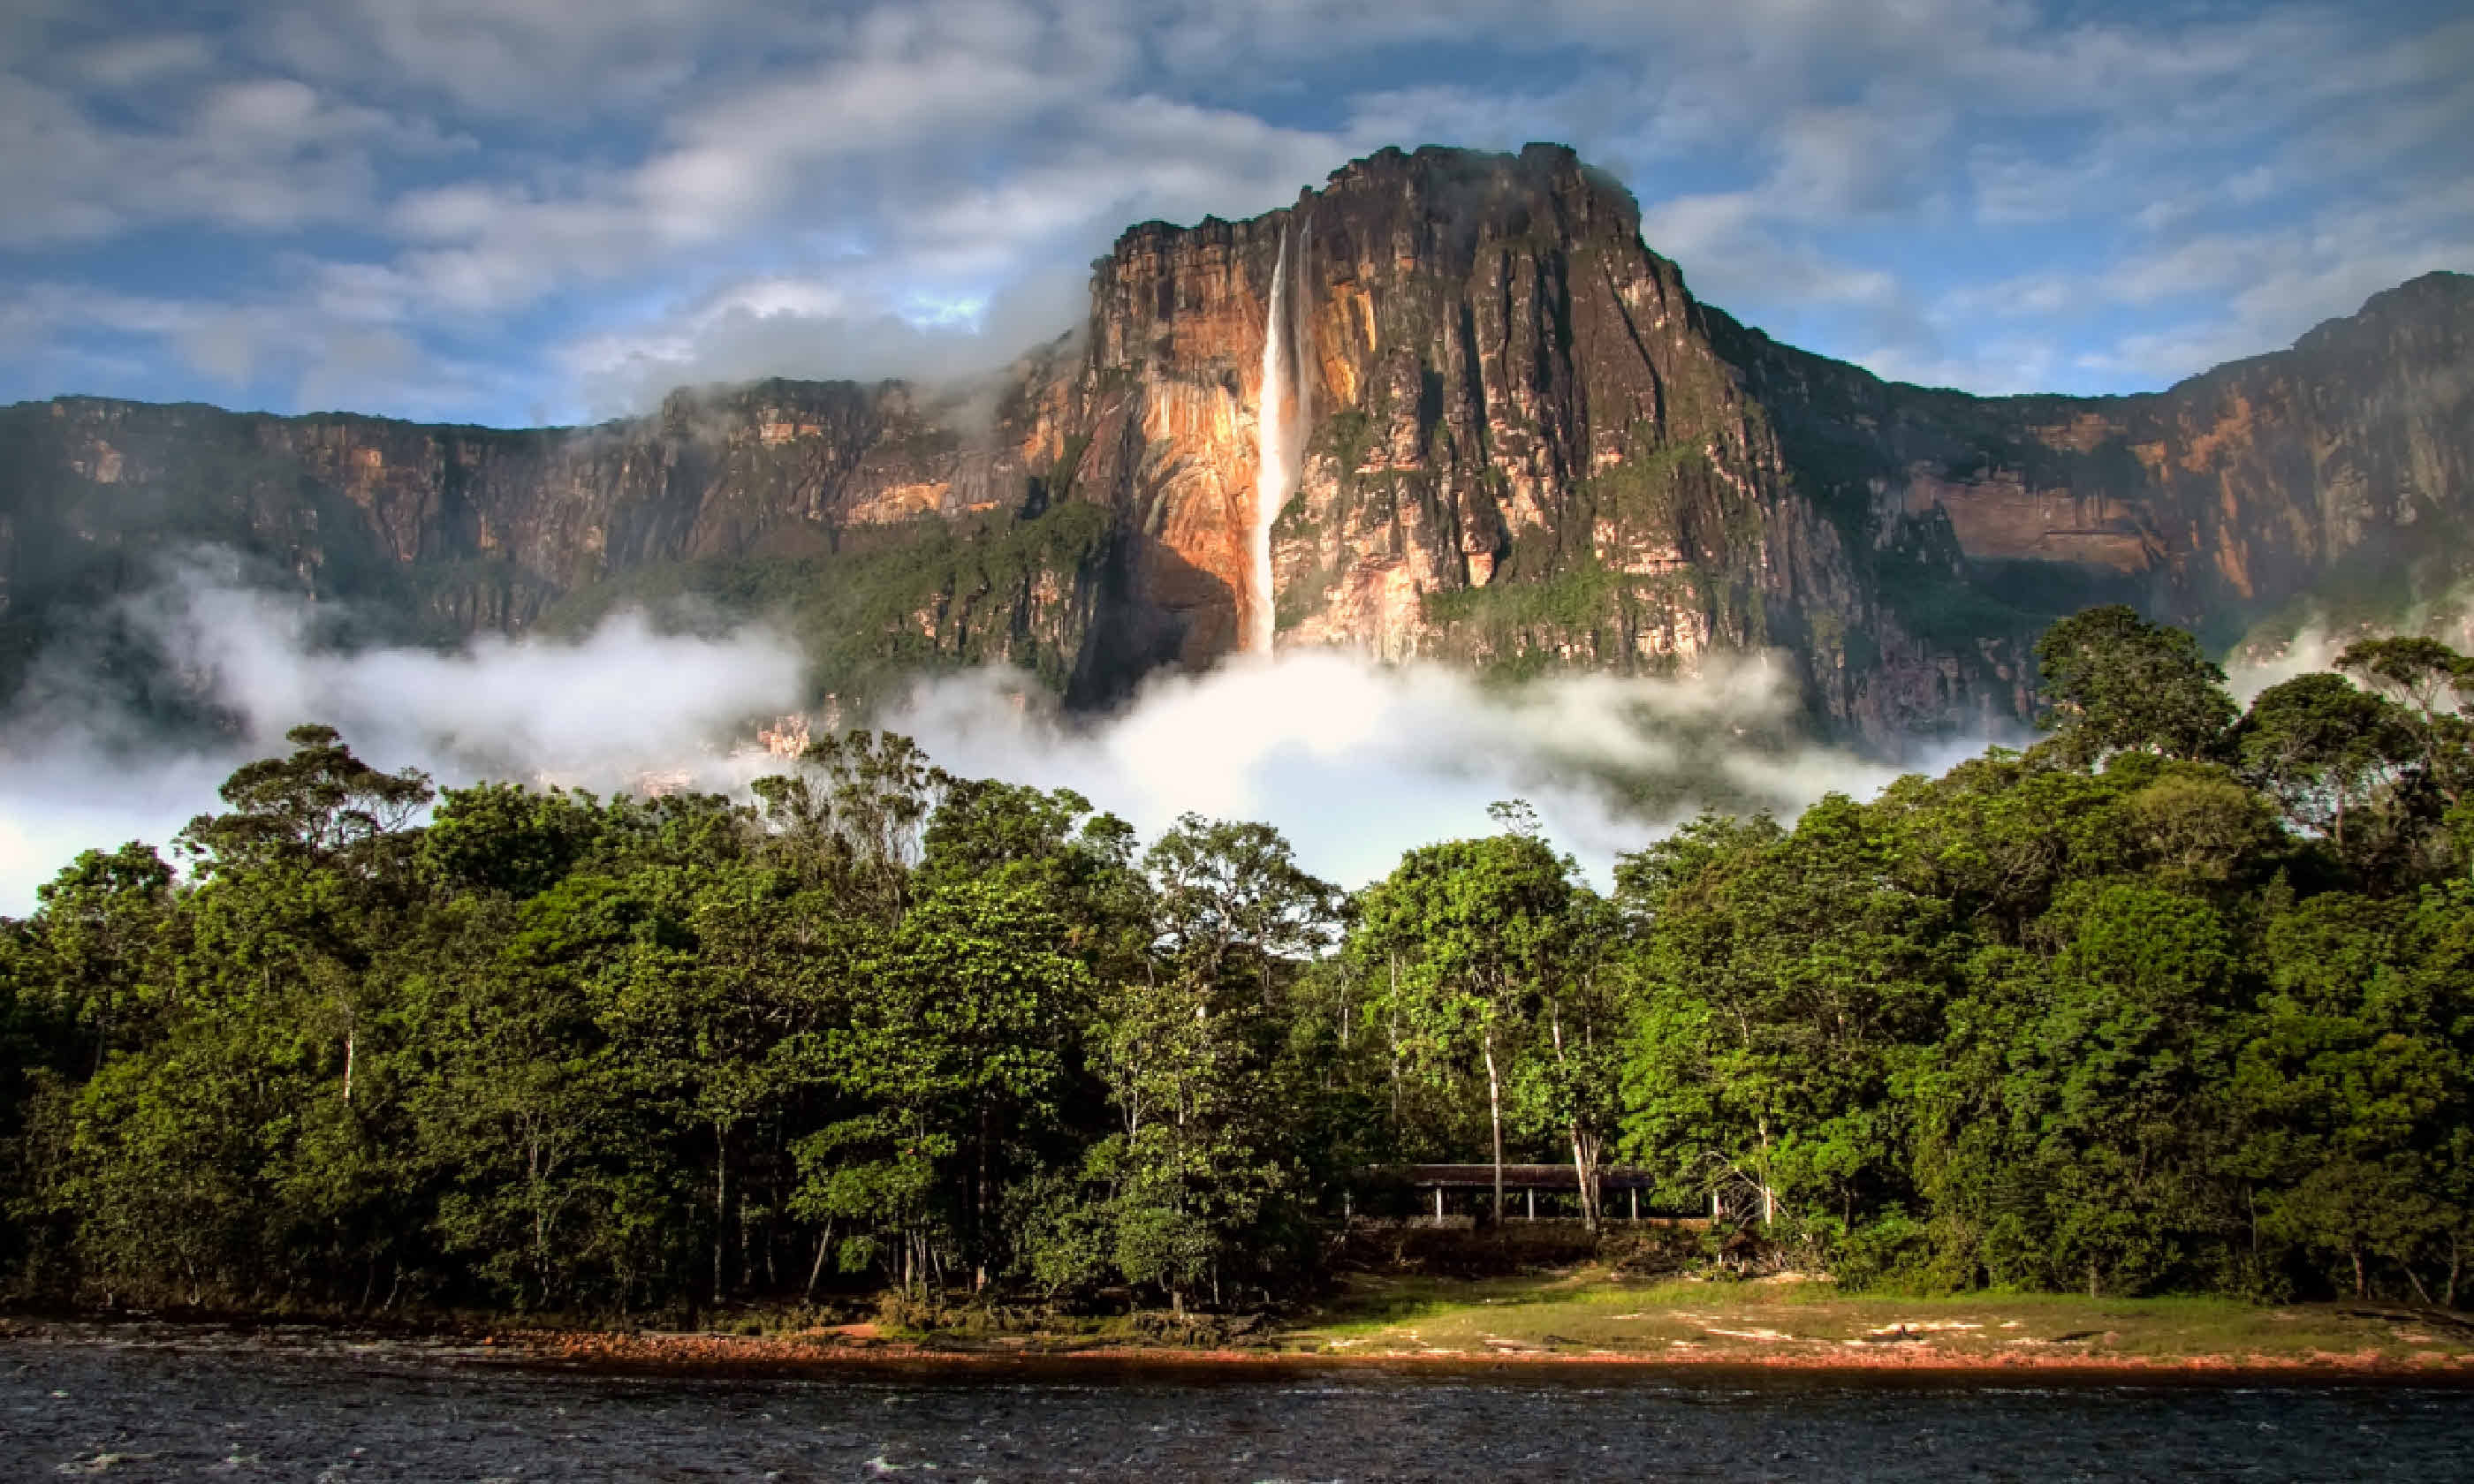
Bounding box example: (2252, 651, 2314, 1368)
(802, 879, 1089, 1292)
(2239, 889, 2474, 1301)
(2236, 673, 2414, 857)
(2034, 605, 2236, 765)
(10, 844, 175, 1075)
(420, 783, 610, 898)
(754, 730, 941, 923)
(2337, 636, 2474, 844)
(1145, 814, 1339, 1003)
(1354, 828, 1579, 1225)
(1619, 795, 1947, 1238)
(177, 723, 432, 874)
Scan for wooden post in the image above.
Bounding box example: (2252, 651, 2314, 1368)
(1630, 1187, 1639, 1221)
(1526, 1188, 1535, 1222)
(1433, 1185, 1444, 1221)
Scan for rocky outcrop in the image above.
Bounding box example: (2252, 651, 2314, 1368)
(3, 146, 2467, 751)
(1059, 145, 2045, 745)
(0, 371, 1122, 708)
(1712, 269, 2474, 647)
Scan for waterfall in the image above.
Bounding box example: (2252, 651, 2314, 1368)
(1250, 227, 1298, 656)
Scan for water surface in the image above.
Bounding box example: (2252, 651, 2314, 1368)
(4, 1326, 2469, 1480)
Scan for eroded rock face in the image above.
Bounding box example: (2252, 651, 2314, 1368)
(1066, 145, 2026, 747)
(3, 146, 2468, 753)
(0, 374, 1116, 707)
(1716, 269, 2474, 635)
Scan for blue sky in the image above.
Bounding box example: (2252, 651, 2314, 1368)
(1, 0, 2467, 428)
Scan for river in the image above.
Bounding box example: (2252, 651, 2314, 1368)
(4, 1325, 2470, 1480)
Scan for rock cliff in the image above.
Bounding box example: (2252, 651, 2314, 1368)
(3, 146, 2467, 751)
(1064, 144, 2003, 744)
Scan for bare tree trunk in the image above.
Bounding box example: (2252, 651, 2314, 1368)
(1484, 1028, 1505, 1230)
(975, 1103, 991, 1291)
(1387, 950, 1400, 1120)
(1570, 1127, 1597, 1230)
(806, 1222, 835, 1299)
(1757, 1115, 1776, 1225)
(2406, 1263, 2435, 1306)
(714, 1123, 729, 1303)
(1549, 1005, 1595, 1228)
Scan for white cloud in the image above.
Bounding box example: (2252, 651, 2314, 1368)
(557, 261, 1093, 416)
(260, 0, 742, 119)
(1, 0, 2467, 417)
(2078, 185, 2474, 386)
(0, 62, 458, 248)
(72, 34, 217, 89)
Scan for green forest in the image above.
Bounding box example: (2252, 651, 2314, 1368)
(3, 607, 2470, 1320)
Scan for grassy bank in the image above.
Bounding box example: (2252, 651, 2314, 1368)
(418, 1267, 2474, 1376)
(1277, 1267, 2474, 1369)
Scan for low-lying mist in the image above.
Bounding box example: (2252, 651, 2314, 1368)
(0, 553, 1958, 912)
(882, 653, 1947, 890)
(2224, 601, 2474, 705)
(1, 554, 810, 912)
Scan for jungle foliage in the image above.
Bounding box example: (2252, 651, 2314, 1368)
(4, 607, 2472, 1315)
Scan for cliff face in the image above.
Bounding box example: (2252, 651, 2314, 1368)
(1058, 145, 2045, 742)
(1716, 269, 2474, 646)
(3, 145, 2468, 751)
(0, 371, 1118, 708)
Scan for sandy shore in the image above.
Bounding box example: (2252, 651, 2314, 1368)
(492, 1324, 2474, 1382)
(14, 1291, 2471, 1383)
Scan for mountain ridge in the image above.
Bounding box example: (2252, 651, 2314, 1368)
(3, 146, 2467, 751)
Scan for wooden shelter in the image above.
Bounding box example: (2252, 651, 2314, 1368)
(1351, 1164, 1705, 1224)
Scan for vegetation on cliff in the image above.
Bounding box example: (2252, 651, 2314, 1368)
(536, 501, 1117, 707)
(3, 609, 2472, 1320)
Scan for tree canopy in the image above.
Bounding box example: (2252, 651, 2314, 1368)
(4, 615, 2471, 1314)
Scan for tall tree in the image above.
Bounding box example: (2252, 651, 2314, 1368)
(2034, 606, 2236, 766)
(2236, 672, 2416, 861)
(1354, 829, 1578, 1225)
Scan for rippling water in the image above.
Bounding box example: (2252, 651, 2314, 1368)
(4, 1326, 2470, 1480)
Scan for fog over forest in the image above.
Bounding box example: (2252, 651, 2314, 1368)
(0, 552, 1970, 913)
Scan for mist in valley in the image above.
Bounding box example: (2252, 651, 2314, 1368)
(0, 550, 1954, 913)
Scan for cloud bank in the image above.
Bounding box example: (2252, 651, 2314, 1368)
(0, 556, 1938, 912)
(884, 649, 1940, 891)
(0, 555, 810, 911)
(2, 2, 2467, 423)
(2224, 587, 2474, 705)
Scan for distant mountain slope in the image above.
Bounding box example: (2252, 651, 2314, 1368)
(3, 145, 2465, 751)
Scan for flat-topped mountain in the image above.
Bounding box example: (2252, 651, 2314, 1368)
(4, 145, 2467, 748)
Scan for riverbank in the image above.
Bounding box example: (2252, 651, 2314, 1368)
(414, 1266, 2474, 1380)
(11, 1267, 2472, 1380)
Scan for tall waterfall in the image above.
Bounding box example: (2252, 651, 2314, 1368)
(1250, 228, 1301, 657)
